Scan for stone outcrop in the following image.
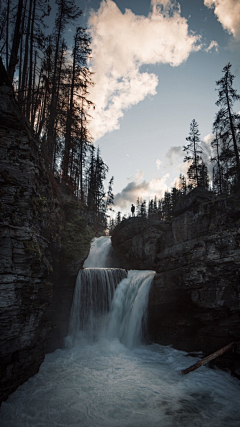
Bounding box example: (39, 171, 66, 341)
(0, 62, 91, 403)
(111, 188, 240, 377)
(0, 72, 54, 402)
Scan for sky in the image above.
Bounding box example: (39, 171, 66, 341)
(73, 0, 240, 216)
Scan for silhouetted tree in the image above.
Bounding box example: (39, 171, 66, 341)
(162, 191, 171, 218)
(214, 63, 240, 185)
(183, 119, 203, 187)
(198, 161, 209, 189)
(47, 0, 82, 169)
(116, 211, 121, 224)
(140, 200, 147, 217)
(106, 176, 114, 212)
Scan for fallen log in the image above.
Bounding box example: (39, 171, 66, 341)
(182, 342, 235, 375)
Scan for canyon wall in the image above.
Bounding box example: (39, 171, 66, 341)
(0, 64, 91, 403)
(111, 188, 240, 376)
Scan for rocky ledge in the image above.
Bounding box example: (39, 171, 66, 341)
(111, 188, 240, 377)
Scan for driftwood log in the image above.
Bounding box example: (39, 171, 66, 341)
(182, 342, 235, 375)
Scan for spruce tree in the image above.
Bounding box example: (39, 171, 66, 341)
(183, 119, 203, 187)
(214, 63, 240, 185)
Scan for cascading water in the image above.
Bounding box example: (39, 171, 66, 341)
(1, 237, 240, 427)
(108, 270, 155, 348)
(83, 236, 112, 267)
(67, 267, 127, 345)
(66, 235, 152, 348)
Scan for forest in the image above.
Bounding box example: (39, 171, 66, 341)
(0, 0, 240, 232)
(0, 0, 114, 229)
(110, 62, 240, 230)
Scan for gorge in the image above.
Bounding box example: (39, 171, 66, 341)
(1, 56, 240, 425)
(111, 188, 240, 377)
(1, 237, 240, 427)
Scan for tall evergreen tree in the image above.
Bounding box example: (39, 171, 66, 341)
(47, 0, 82, 169)
(214, 63, 240, 185)
(183, 119, 203, 187)
(106, 176, 114, 212)
(198, 161, 209, 189)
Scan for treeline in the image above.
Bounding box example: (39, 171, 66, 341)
(183, 63, 240, 195)
(0, 0, 113, 226)
(109, 178, 188, 232)
(110, 63, 240, 231)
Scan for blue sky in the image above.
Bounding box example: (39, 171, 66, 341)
(74, 0, 240, 215)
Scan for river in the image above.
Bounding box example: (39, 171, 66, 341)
(1, 236, 240, 427)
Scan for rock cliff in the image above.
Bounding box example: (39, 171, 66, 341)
(111, 188, 240, 377)
(0, 61, 91, 403)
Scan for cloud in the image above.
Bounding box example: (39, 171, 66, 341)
(156, 159, 162, 169)
(134, 170, 144, 181)
(88, 0, 201, 140)
(204, 0, 240, 39)
(202, 133, 214, 162)
(114, 174, 169, 210)
(165, 145, 182, 164)
(203, 133, 215, 146)
(205, 40, 219, 52)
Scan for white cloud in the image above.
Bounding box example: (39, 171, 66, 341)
(88, 0, 201, 140)
(203, 133, 215, 145)
(156, 159, 162, 169)
(135, 170, 144, 181)
(205, 40, 219, 52)
(202, 133, 214, 167)
(165, 145, 182, 165)
(114, 174, 169, 210)
(204, 0, 240, 39)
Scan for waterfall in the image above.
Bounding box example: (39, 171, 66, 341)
(2, 237, 240, 427)
(67, 237, 155, 348)
(108, 270, 155, 348)
(67, 268, 127, 345)
(83, 236, 112, 267)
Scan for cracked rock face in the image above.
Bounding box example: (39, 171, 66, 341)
(0, 80, 54, 403)
(111, 189, 240, 377)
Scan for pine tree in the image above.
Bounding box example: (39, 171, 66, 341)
(171, 186, 180, 212)
(116, 211, 121, 225)
(62, 26, 92, 182)
(47, 0, 82, 170)
(139, 200, 146, 217)
(214, 63, 240, 185)
(87, 147, 109, 221)
(148, 199, 154, 218)
(106, 176, 114, 212)
(211, 130, 223, 194)
(153, 196, 158, 215)
(179, 174, 187, 195)
(8, 0, 24, 81)
(162, 191, 171, 218)
(198, 161, 209, 189)
(183, 119, 203, 188)
(136, 197, 141, 216)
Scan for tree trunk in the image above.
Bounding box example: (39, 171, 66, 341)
(19, 0, 32, 111)
(26, 0, 36, 121)
(8, 0, 24, 82)
(225, 71, 240, 182)
(182, 342, 235, 375)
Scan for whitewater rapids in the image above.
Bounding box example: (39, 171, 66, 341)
(1, 236, 240, 426)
